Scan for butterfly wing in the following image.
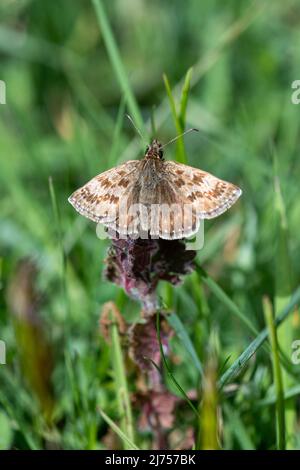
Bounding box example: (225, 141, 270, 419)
(69, 158, 242, 241)
(68, 161, 140, 224)
(164, 161, 242, 219)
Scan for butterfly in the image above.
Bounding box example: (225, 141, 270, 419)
(68, 137, 242, 240)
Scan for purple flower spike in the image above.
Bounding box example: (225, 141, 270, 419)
(104, 237, 196, 312)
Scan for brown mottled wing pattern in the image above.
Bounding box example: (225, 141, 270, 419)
(144, 176, 201, 240)
(164, 161, 242, 219)
(115, 158, 202, 240)
(68, 161, 140, 224)
(69, 157, 242, 241)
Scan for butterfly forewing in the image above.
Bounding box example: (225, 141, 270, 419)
(164, 161, 242, 220)
(68, 160, 140, 224)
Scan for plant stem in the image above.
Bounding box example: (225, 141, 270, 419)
(92, 0, 145, 137)
(219, 286, 300, 388)
(263, 296, 286, 450)
(156, 311, 200, 418)
(110, 312, 135, 449)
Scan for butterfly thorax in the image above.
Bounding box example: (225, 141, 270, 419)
(144, 139, 164, 160)
(139, 157, 164, 186)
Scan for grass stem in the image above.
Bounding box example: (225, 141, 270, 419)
(92, 0, 145, 137)
(109, 307, 135, 449)
(263, 296, 286, 450)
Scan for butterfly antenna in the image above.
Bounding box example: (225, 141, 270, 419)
(126, 114, 146, 142)
(162, 128, 199, 148)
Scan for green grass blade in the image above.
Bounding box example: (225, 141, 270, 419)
(163, 283, 174, 310)
(263, 296, 286, 450)
(48, 176, 69, 321)
(150, 105, 157, 139)
(163, 73, 187, 163)
(48, 176, 63, 251)
(179, 67, 193, 131)
(156, 311, 200, 418)
(0, 385, 40, 450)
(0, 24, 80, 69)
(109, 306, 135, 449)
(92, 0, 145, 137)
(98, 408, 139, 450)
(118, 4, 262, 164)
(257, 384, 300, 407)
(108, 96, 126, 167)
(64, 348, 80, 418)
(219, 287, 300, 388)
(167, 312, 204, 377)
(198, 352, 220, 450)
(163, 73, 181, 127)
(196, 265, 258, 336)
(273, 150, 296, 447)
(224, 404, 255, 450)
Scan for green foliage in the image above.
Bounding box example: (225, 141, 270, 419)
(0, 0, 300, 450)
(263, 296, 286, 450)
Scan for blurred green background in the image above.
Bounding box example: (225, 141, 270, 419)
(0, 0, 300, 450)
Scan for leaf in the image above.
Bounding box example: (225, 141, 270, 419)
(105, 302, 135, 449)
(257, 384, 300, 407)
(179, 67, 193, 131)
(263, 296, 286, 450)
(196, 265, 259, 336)
(0, 411, 13, 450)
(98, 408, 139, 451)
(108, 95, 126, 167)
(219, 287, 300, 388)
(199, 351, 220, 450)
(224, 404, 255, 450)
(163, 73, 187, 163)
(273, 150, 296, 447)
(156, 311, 200, 418)
(167, 312, 203, 377)
(92, 0, 145, 138)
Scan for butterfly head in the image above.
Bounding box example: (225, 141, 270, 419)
(145, 139, 164, 160)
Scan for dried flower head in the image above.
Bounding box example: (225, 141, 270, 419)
(104, 237, 196, 312)
(134, 389, 178, 431)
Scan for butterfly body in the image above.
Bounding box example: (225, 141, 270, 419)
(69, 140, 242, 239)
